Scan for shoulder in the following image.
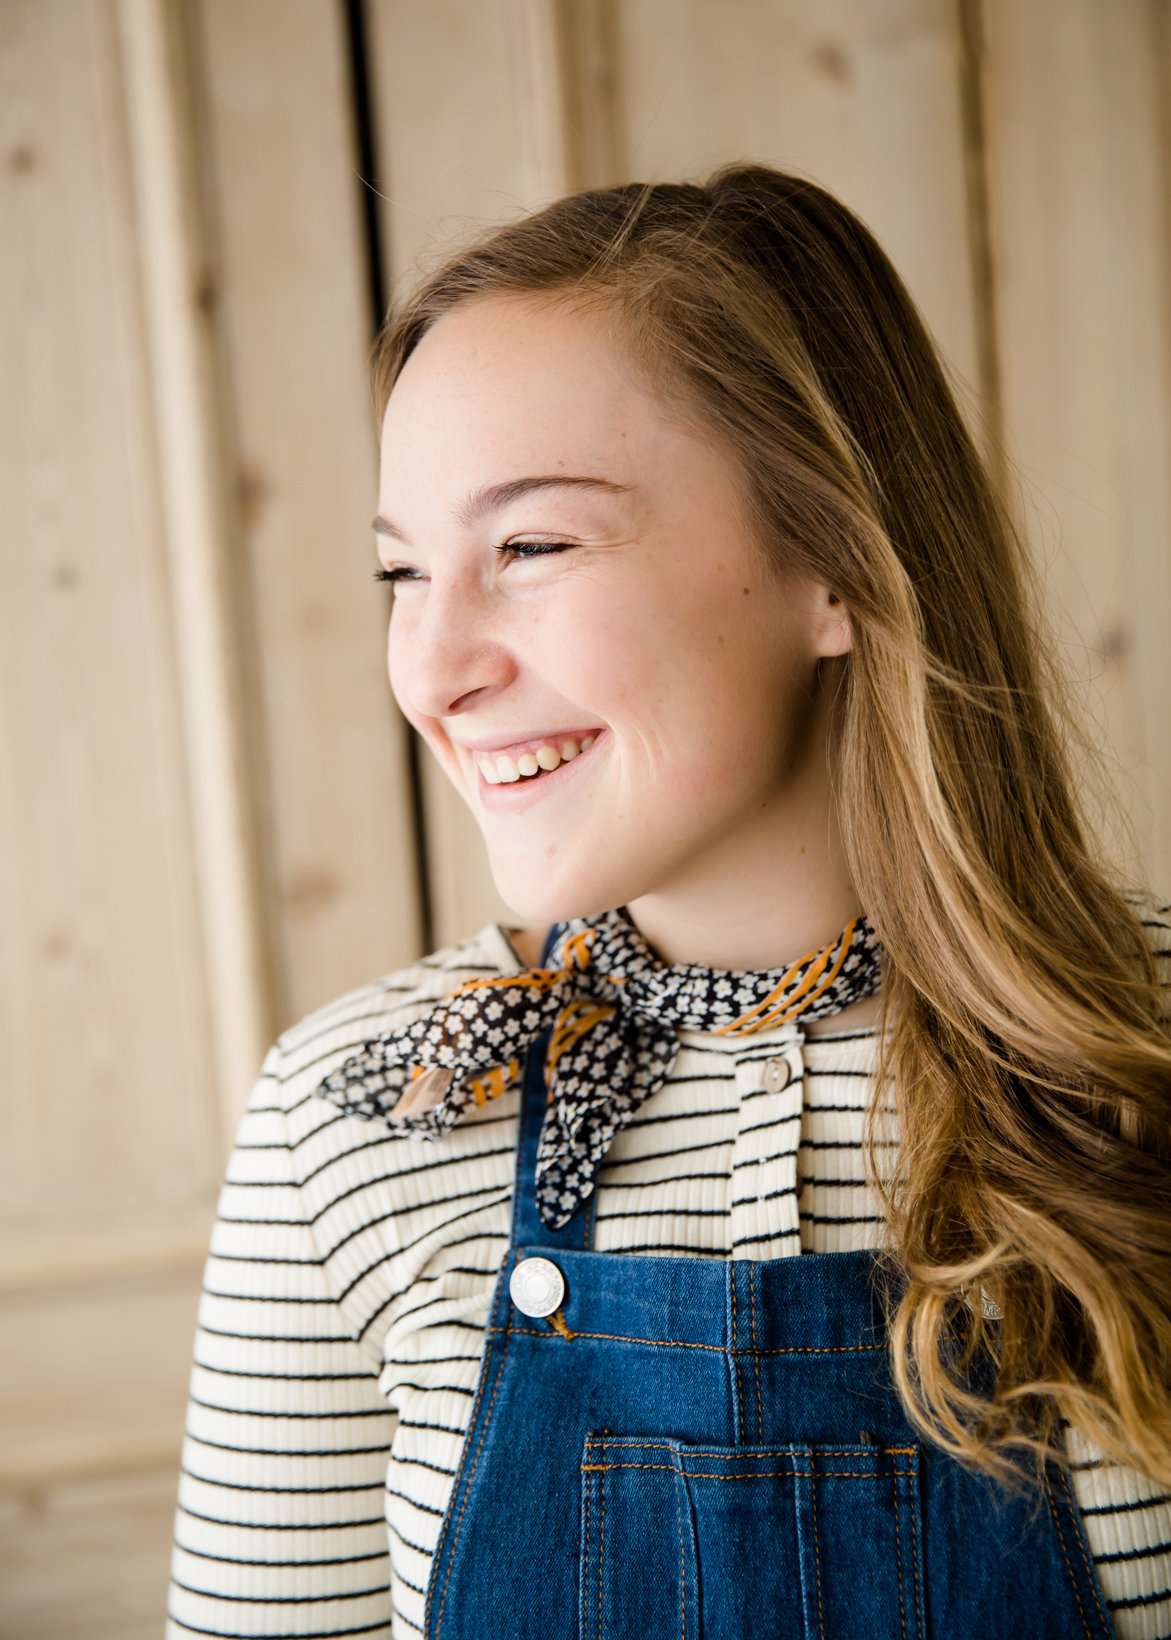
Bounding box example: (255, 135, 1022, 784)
(268, 919, 523, 1114)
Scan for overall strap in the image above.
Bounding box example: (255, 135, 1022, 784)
(507, 922, 598, 1253)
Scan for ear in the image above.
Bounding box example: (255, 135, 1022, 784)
(815, 586, 853, 659)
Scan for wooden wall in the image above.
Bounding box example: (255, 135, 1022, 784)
(2, 1, 1168, 1632)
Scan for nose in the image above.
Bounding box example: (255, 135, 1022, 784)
(388, 579, 517, 725)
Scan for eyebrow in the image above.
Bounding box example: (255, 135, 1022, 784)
(372, 474, 636, 543)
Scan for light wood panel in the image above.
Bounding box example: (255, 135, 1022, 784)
(0, 0, 223, 1236)
(0, 1272, 200, 1487)
(0, 1468, 180, 1640)
(612, 0, 983, 435)
(980, 0, 1171, 890)
(194, 0, 423, 1022)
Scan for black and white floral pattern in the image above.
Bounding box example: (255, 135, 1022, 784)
(316, 905, 885, 1230)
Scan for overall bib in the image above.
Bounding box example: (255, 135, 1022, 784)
(421, 927, 1114, 1639)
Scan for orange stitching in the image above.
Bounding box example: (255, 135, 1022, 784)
(597, 1437, 606, 1640)
(583, 1440, 915, 1458)
(583, 1437, 592, 1638)
(748, 1266, 763, 1438)
(675, 1466, 686, 1640)
(910, 1453, 925, 1636)
(545, 1306, 574, 1339)
(488, 1322, 885, 1355)
(1053, 1461, 1113, 1636)
(730, 1263, 743, 1434)
(581, 1462, 916, 1479)
(433, 1328, 510, 1636)
(1043, 1467, 1093, 1640)
(891, 1462, 907, 1640)
(810, 1457, 825, 1640)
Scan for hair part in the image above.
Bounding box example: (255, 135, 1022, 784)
(370, 163, 1171, 1491)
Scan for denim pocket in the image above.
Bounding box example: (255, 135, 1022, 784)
(578, 1430, 925, 1640)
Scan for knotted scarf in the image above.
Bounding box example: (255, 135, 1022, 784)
(316, 904, 885, 1231)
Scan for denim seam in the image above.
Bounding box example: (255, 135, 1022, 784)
(909, 1449, 926, 1636)
(1053, 1460, 1114, 1636)
(730, 1262, 744, 1438)
(675, 1463, 686, 1640)
(486, 1323, 884, 1355)
(583, 1462, 917, 1479)
(809, 1456, 826, 1640)
(589, 1439, 913, 1459)
(431, 1301, 512, 1636)
(1059, 1462, 1113, 1633)
(891, 1459, 908, 1640)
(1043, 1465, 1095, 1640)
(748, 1265, 763, 1440)
(582, 1438, 592, 1640)
(597, 1440, 607, 1640)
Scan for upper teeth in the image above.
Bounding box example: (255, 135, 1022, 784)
(478, 733, 597, 784)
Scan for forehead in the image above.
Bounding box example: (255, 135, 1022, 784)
(378, 295, 680, 494)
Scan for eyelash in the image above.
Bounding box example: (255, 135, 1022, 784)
(372, 541, 571, 585)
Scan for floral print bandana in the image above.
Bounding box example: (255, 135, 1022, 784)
(315, 905, 885, 1231)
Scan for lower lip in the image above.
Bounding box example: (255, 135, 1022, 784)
(474, 731, 608, 813)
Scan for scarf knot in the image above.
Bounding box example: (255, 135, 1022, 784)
(316, 907, 884, 1230)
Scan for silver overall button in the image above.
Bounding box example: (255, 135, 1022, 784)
(509, 1256, 565, 1318)
(763, 1056, 791, 1093)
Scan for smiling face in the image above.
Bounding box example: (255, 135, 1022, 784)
(376, 292, 853, 955)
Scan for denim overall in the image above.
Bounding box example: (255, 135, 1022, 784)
(421, 925, 1114, 1638)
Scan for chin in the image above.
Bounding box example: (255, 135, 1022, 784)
(487, 870, 623, 929)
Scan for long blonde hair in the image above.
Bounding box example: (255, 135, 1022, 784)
(369, 163, 1171, 1489)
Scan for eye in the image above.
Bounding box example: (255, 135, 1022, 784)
(372, 540, 573, 587)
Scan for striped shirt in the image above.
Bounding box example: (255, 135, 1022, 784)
(166, 889, 1171, 1640)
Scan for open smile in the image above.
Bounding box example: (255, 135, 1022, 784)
(475, 730, 608, 813)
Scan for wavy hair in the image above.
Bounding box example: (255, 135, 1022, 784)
(369, 163, 1171, 1490)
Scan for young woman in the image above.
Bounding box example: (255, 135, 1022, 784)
(167, 165, 1171, 1639)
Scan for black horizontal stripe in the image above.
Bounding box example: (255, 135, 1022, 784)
(175, 1538, 387, 1568)
(382, 1448, 458, 1479)
(389, 1418, 466, 1443)
(201, 1287, 337, 1304)
(186, 1430, 389, 1460)
(729, 1184, 799, 1209)
(167, 1608, 391, 1637)
(386, 1515, 433, 1556)
(595, 1201, 728, 1222)
(196, 1324, 357, 1345)
(313, 1176, 510, 1260)
(176, 1502, 385, 1532)
(182, 1463, 382, 1496)
(193, 1358, 374, 1383)
(393, 1596, 425, 1633)
(171, 1573, 390, 1605)
(1095, 1538, 1171, 1565)
(384, 1480, 445, 1518)
(1107, 1583, 1171, 1612)
(394, 1380, 475, 1399)
(188, 1392, 389, 1420)
(1081, 1493, 1171, 1517)
(601, 1134, 736, 1169)
(333, 1192, 511, 1308)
